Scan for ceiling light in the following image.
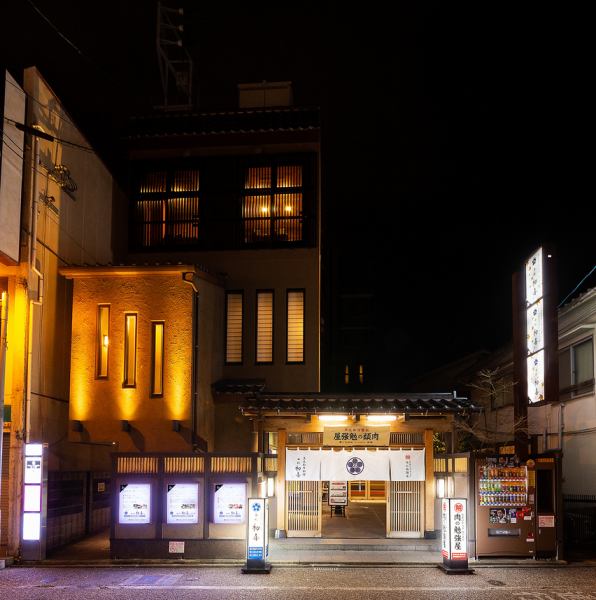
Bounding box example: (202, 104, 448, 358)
(367, 415, 397, 422)
(318, 415, 348, 422)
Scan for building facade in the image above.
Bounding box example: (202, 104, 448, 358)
(0, 67, 121, 554)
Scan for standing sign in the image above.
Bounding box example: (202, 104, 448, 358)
(214, 483, 246, 524)
(242, 498, 271, 574)
(22, 444, 43, 541)
(440, 498, 473, 574)
(329, 481, 348, 506)
(119, 483, 151, 524)
(167, 483, 199, 524)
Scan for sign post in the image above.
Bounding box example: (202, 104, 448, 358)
(242, 498, 271, 574)
(439, 498, 474, 574)
(21, 443, 48, 560)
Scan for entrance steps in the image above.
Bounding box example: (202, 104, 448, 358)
(270, 538, 441, 553)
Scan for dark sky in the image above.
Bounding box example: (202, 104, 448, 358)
(2, 2, 594, 385)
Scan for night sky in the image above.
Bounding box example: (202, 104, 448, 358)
(2, 2, 593, 386)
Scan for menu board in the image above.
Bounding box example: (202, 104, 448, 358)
(213, 483, 246, 524)
(167, 483, 199, 524)
(329, 481, 348, 506)
(119, 483, 151, 524)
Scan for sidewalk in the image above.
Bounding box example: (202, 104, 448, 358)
(5, 529, 579, 568)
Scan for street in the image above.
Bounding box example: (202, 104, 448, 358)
(1, 566, 596, 599)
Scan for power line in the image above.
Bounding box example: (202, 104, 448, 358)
(26, 0, 88, 61)
(4, 117, 94, 153)
(558, 265, 596, 308)
(3, 76, 76, 128)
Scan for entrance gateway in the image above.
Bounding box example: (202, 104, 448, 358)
(238, 391, 479, 541)
(285, 445, 425, 538)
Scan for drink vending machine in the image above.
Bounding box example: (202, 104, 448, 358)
(475, 455, 536, 557)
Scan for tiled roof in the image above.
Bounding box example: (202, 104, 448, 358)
(125, 107, 320, 139)
(213, 379, 267, 394)
(239, 392, 479, 415)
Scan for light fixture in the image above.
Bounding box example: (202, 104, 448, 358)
(367, 415, 397, 422)
(102, 335, 109, 348)
(121, 420, 131, 432)
(318, 415, 349, 422)
(284, 205, 292, 212)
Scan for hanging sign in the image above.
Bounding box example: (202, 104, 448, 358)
(323, 425, 390, 446)
(214, 483, 246, 524)
(320, 449, 390, 481)
(119, 483, 151, 524)
(285, 449, 321, 481)
(166, 483, 199, 524)
(389, 449, 426, 481)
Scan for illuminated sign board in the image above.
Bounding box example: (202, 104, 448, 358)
(166, 483, 199, 524)
(22, 444, 43, 541)
(323, 425, 390, 446)
(119, 483, 151, 524)
(247, 498, 269, 560)
(214, 483, 246, 524)
(525, 248, 545, 403)
(441, 498, 469, 570)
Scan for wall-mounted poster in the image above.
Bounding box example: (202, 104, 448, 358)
(119, 483, 151, 524)
(213, 483, 246, 524)
(167, 483, 199, 524)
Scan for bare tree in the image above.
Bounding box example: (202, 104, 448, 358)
(455, 368, 527, 451)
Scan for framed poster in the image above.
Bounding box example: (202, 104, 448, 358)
(213, 483, 246, 524)
(167, 483, 199, 524)
(119, 483, 151, 524)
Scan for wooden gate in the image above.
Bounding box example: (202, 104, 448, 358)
(286, 480, 321, 537)
(387, 480, 424, 538)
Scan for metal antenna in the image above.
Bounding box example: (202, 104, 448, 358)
(156, 2, 194, 110)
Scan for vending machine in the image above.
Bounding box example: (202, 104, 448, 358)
(475, 455, 536, 557)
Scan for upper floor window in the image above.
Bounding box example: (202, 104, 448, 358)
(96, 305, 110, 378)
(123, 313, 137, 387)
(286, 290, 304, 363)
(559, 337, 594, 398)
(225, 292, 243, 364)
(256, 290, 274, 364)
(135, 169, 200, 247)
(242, 165, 303, 244)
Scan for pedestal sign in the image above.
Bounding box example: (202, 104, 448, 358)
(242, 498, 271, 574)
(22, 443, 47, 560)
(439, 498, 474, 574)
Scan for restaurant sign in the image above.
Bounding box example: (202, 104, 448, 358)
(323, 425, 390, 446)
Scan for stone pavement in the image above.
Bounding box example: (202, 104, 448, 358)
(1, 529, 572, 568)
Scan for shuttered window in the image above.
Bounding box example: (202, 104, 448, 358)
(123, 314, 137, 387)
(243, 165, 303, 243)
(287, 290, 305, 363)
(226, 292, 243, 364)
(96, 305, 110, 378)
(135, 169, 200, 247)
(256, 291, 274, 364)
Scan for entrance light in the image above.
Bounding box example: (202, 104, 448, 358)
(366, 415, 397, 422)
(318, 415, 348, 422)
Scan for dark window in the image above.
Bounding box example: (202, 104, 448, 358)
(559, 337, 594, 398)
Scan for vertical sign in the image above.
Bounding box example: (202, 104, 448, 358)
(22, 443, 47, 560)
(440, 498, 472, 573)
(243, 498, 271, 574)
(525, 248, 545, 403)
